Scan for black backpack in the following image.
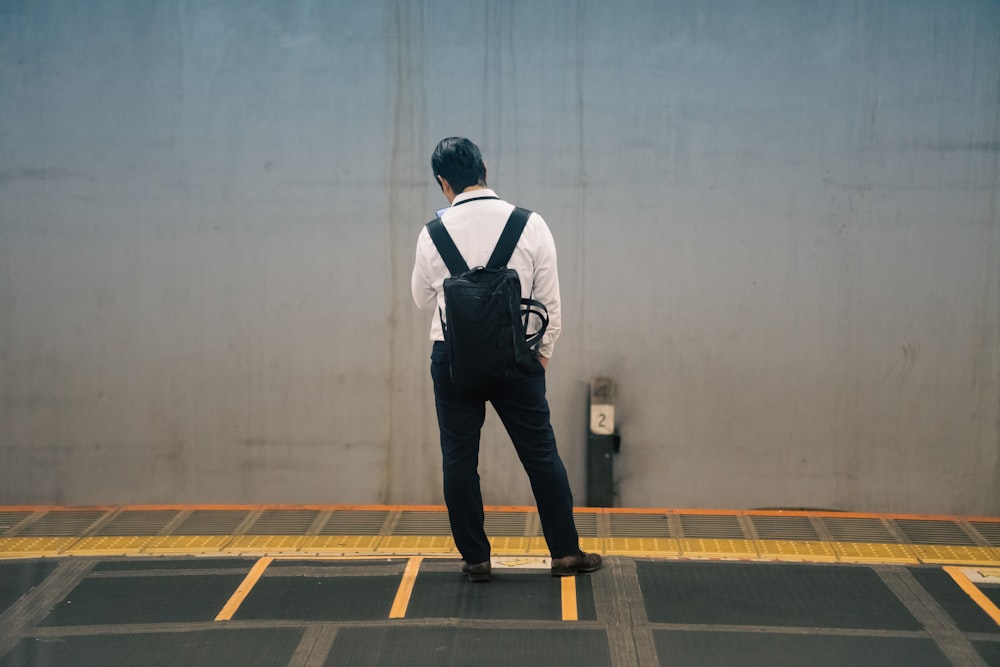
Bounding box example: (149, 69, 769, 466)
(426, 207, 549, 389)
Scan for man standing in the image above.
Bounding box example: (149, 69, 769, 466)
(411, 137, 601, 581)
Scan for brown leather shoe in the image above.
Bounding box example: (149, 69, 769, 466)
(550, 550, 602, 577)
(461, 560, 492, 582)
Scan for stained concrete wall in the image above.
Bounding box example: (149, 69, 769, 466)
(1, 1, 998, 514)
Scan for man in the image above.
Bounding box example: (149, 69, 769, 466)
(411, 137, 602, 581)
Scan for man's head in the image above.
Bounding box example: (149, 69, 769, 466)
(431, 137, 487, 197)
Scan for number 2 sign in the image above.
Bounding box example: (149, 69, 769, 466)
(589, 377, 615, 435)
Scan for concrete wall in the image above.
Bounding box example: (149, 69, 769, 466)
(1, 1, 998, 514)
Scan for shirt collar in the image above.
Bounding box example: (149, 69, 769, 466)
(451, 188, 499, 206)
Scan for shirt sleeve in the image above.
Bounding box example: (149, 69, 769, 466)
(529, 215, 561, 358)
(411, 228, 438, 312)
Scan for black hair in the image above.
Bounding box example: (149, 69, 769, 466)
(431, 137, 487, 193)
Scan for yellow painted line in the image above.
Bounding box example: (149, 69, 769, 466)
(389, 556, 423, 619)
(561, 576, 578, 621)
(215, 557, 273, 622)
(943, 565, 1000, 627)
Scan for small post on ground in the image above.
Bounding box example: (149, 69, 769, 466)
(587, 377, 618, 507)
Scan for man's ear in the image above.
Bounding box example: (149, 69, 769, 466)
(437, 175, 457, 201)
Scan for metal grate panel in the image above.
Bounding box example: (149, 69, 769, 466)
(171, 510, 251, 536)
(609, 513, 672, 537)
(750, 516, 820, 541)
(484, 511, 529, 536)
(679, 514, 747, 539)
(393, 511, 452, 536)
(892, 519, 976, 546)
(0, 511, 32, 535)
(821, 517, 897, 543)
(97, 510, 181, 536)
(573, 512, 599, 537)
(968, 521, 1000, 547)
(245, 510, 320, 535)
(319, 510, 390, 536)
(18, 510, 108, 537)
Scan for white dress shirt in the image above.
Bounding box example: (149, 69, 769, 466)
(411, 189, 562, 358)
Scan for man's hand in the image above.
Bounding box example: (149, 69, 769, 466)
(538, 356, 549, 370)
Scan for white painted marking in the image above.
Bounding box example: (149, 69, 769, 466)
(492, 556, 551, 570)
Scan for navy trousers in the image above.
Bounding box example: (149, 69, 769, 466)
(430, 341, 580, 564)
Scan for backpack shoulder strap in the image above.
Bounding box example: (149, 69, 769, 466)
(426, 217, 469, 276)
(486, 207, 532, 269)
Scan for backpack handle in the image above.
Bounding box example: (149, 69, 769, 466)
(521, 297, 549, 350)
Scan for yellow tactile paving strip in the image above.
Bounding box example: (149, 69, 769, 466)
(0, 505, 998, 566)
(756, 539, 839, 562)
(832, 541, 919, 564)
